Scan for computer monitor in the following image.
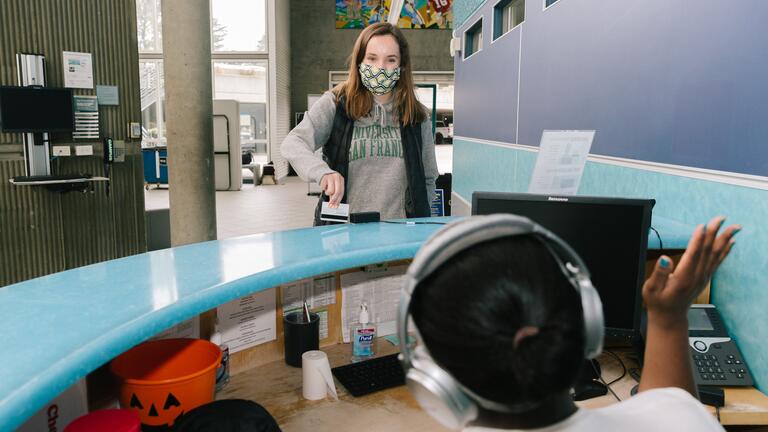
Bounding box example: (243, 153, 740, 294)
(472, 192, 655, 343)
(0, 86, 74, 133)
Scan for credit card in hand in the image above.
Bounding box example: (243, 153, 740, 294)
(320, 201, 350, 223)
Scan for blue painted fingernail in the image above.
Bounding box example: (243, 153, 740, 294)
(733, 227, 742, 234)
(660, 257, 670, 268)
(702, 224, 707, 234)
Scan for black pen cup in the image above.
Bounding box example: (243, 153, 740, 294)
(283, 312, 320, 367)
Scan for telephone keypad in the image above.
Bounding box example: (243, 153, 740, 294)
(689, 341, 753, 387)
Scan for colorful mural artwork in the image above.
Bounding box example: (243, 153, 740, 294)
(335, 0, 452, 29)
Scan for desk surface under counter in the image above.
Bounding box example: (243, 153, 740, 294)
(0, 215, 691, 430)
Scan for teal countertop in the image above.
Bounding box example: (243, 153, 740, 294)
(0, 216, 692, 430)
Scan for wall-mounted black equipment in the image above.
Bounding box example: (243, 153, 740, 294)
(0, 86, 74, 133)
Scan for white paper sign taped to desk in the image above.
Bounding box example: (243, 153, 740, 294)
(341, 264, 407, 343)
(281, 275, 335, 340)
(280, 274, 336, 311)
(218, 288, 277, 354)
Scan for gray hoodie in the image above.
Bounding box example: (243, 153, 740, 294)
(281, 91, 439, 220)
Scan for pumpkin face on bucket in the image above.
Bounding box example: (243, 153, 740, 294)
(128, 391, 185, 427)
(110, 339, 222, 430)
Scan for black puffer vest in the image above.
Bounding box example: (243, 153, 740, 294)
(313, 97, 431, 225)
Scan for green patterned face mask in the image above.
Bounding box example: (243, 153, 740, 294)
(359, 63, 401, 96)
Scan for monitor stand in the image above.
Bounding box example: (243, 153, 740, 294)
(573, 360, 608, 401)
(22, 132, 51, 176)
(17, 52, 51, 176)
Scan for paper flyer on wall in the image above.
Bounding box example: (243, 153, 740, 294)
(340, 264, 407, 343)
(217, 288, 276, 354)
(528, 130, 595, 196)
(96, 85, 119, 105)
(62, 51, 94, 89)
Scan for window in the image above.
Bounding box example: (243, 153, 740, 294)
(211, 0, 267, 52)
(136, 0, 269, 150)
(213, 62, 268, 154)
(464, 19, 483, 59)
(494, 0, 524, 40)
(139, 61, 165, 145)
(545, 0, 559, 8)
(136, 0, 163, 52)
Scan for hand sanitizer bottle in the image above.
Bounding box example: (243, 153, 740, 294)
(351, 302, 376, 362)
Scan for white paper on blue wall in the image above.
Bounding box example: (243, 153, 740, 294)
(528, 130, 595, 196)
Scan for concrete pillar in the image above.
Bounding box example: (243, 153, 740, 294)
(162, 0, 217, 246)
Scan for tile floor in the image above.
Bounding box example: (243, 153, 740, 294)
(144, 145, 453, 239)
(144, 177, 319, 239)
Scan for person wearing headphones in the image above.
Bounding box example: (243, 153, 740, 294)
(281, 22, 439, 225)
(398, 214, 739, 431)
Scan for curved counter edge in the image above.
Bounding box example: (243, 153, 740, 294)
(0, 216, 690, 430)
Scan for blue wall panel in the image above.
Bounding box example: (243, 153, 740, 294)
(454, 25, 521, 142)
(454, 0, 768, 176)
(454, 137, 768, 392)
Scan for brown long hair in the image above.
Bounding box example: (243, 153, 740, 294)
(333, 22, 427, 126)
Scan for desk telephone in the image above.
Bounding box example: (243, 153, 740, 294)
(688, 304, 753, 387)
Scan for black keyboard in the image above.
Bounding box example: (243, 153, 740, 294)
(13, 173, 92, 182)
(331, 353, 406, 397)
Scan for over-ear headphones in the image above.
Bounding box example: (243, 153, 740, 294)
(397, 214, 604, 430)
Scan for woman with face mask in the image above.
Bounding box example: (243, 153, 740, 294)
(281, 23, 439, 225)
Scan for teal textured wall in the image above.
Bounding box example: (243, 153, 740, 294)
(454, 137, 768, 393)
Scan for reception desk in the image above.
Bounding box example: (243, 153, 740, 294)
(0, 216, 698, 430)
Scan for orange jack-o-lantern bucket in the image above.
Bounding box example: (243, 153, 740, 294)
(110, 338, 222, 428)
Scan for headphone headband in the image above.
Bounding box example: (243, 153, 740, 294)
(398, 214, 604, 430)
